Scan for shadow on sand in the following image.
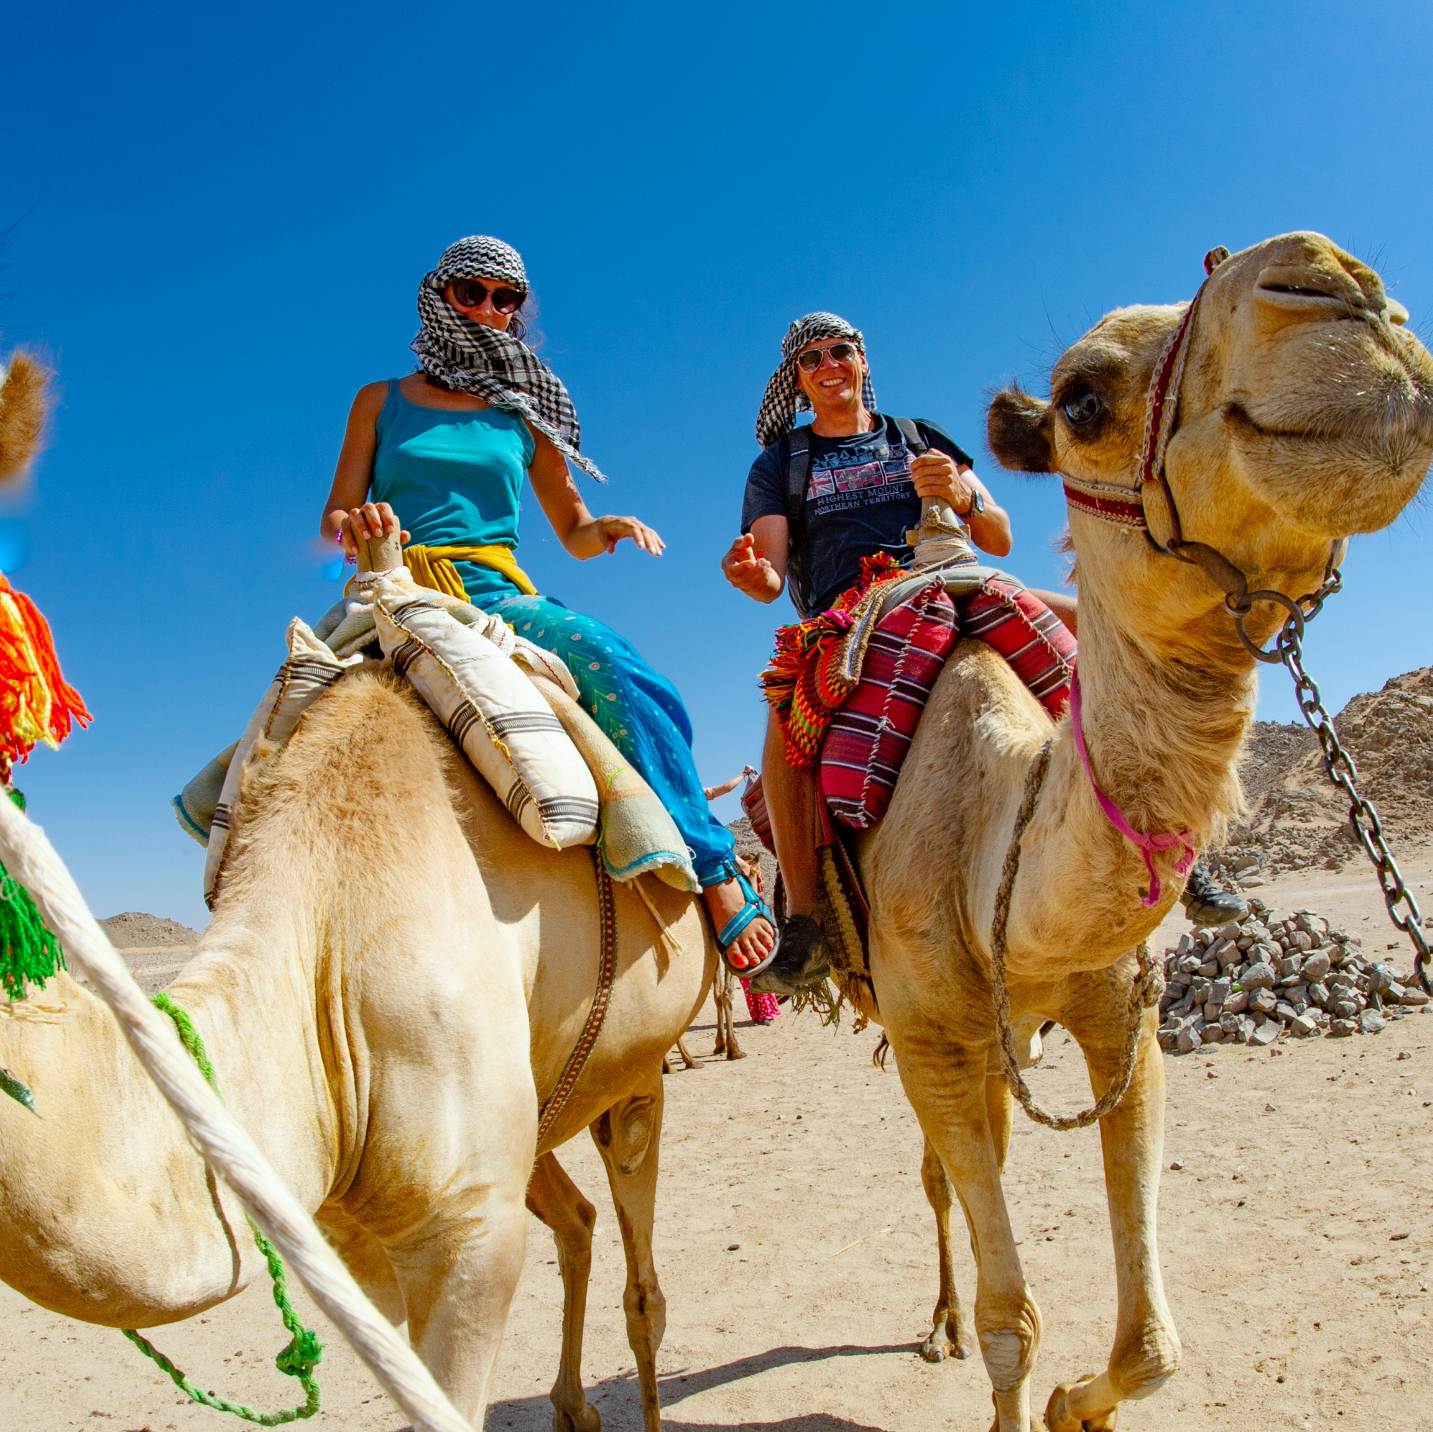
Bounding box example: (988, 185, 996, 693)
(481, 1341, 918, 1431)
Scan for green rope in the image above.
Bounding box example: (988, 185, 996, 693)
(121, 993, 324, 1425)
(0, 787, 68, 1003)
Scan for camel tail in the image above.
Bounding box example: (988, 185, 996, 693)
(0, 352, 51, 482)
(0, 795, 479, 1432)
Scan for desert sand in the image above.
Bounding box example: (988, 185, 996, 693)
(2, 858, 1430, 1431)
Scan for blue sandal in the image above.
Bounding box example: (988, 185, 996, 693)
(712, 866, 777, 979)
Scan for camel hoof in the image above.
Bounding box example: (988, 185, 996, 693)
(553, 1403, 602, 1432)
(920, 1324, 972, 1362)
(1045, 1375, 1115, 1431)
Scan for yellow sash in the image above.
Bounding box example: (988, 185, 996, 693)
(402, 543, 538, 599)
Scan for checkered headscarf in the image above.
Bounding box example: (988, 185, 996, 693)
(411, 235, 607, 482)
(755, 312, 877, 449)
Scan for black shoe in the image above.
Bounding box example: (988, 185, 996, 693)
(1180, 860, 1248, 928)
(748, 915, 831, 995)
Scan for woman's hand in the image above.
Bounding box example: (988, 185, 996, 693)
(333, 501, 410, 560)
(592, 514, 665, 556)
(721, 533, 783, 602)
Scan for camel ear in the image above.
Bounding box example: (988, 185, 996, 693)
(0, 353, 52, 482)
(987, 387, 1055, 474)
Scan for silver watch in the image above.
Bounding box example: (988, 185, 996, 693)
(965, 487, 985, 518)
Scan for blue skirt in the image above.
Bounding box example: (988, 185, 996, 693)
(479, 592, 737, 887)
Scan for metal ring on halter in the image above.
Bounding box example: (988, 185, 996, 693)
(1226, 587, 1306, 664)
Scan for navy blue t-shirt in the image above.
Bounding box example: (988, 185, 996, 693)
(741, 414, 971, 616)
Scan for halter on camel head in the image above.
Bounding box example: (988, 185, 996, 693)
(1058, 245, 1348, 662)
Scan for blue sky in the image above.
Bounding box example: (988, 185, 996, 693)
(3, 0, 1431, 929)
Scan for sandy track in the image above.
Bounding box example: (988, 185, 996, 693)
(2, 861, 1430, 1431)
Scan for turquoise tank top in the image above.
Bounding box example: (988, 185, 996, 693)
(371, 378, 536, 602)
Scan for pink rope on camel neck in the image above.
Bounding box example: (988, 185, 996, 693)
(1068, 671, 1194, 907)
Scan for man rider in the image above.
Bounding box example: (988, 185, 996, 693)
(721, 312, 1242, 996)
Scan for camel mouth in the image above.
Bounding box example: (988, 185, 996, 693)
(1254, 265, 1386, 320)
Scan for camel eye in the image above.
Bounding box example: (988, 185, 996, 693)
(1062, 390, 1103, 428)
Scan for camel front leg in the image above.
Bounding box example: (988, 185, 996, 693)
(591, 1071, 667, 1432)
(893, 1037, 1042, 1432)
(527, 1152, 603, 1432)
(1046, 999, 1180, 1431)
(381, 1185, 529, 1425)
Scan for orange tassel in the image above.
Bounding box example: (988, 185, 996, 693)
(0, 575, 90, 780)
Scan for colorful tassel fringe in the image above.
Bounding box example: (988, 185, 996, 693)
(0, 788, 66, 1000)
(0, 576, 87, 1000)
(0, 573, 90, 781)
(759, 553, 904, 767)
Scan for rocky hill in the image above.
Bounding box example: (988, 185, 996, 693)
(1206, 666, 1433, 888)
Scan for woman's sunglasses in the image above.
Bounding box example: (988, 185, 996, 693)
(449, 277, 527, 314)
(796, 341, 860, 371)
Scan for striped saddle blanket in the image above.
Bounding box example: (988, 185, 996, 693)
(819, 575, 1077, 830)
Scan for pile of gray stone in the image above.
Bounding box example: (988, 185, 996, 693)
(1157, 899, 1430, 1054)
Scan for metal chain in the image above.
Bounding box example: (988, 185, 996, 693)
(1225, 561, 1431, 996)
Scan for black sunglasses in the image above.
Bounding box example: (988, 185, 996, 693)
(448, 277, 527, 314)
(796, 341, 860, 371)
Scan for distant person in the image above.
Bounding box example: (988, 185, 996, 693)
(321, 235, 774, 970)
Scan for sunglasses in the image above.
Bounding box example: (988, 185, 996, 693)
(448, 277, 527, 314)
(796, 341, 860, 372)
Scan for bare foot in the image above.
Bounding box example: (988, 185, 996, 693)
(704, 877, 775, 971)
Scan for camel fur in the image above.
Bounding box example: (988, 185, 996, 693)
(0, 666, 713, 1432)
(863, 233, 1433, 1431)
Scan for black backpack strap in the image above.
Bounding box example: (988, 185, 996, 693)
(783, 427, 813, 617)
(786, 426, 812, 515)
(890, 415, 928, 455)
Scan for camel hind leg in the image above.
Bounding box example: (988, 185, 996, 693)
(591, 1069, 667, 1432)
(919, 1135, 973, 1362)
(919, 1073, 1013, 1363)
(526, 1153, 603, 1432)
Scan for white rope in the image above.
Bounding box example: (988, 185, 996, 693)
(0, 795, 476, 1432)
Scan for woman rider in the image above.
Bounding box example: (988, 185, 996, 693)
(321, 235, 774, 969)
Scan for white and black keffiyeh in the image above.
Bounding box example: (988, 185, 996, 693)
(411, 235, 607, 482)
(755, 311, 878, 449)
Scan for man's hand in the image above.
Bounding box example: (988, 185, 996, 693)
(910, 450, 976, 515)
(722, 533, 782, 601)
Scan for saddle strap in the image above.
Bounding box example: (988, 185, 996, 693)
(535, 848, 619, 1146)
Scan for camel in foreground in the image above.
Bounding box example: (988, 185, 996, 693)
(0, 666, 712, 1432)
(861, 233, 1432, 1430)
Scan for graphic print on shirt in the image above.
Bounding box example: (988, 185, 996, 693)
(807, 436, 915, 513)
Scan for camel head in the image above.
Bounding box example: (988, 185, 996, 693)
(987, 233, 1433, 658)
(0, 351, 51, 482)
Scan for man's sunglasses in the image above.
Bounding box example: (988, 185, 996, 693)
(449, 277, 527, 314)
(796, 341, 860, 371)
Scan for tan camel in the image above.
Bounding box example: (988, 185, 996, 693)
(0, 665, 713, 1432)
(858, 232, 1432, 1430)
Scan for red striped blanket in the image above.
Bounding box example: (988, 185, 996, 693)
(820, 577, 1076, 829)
